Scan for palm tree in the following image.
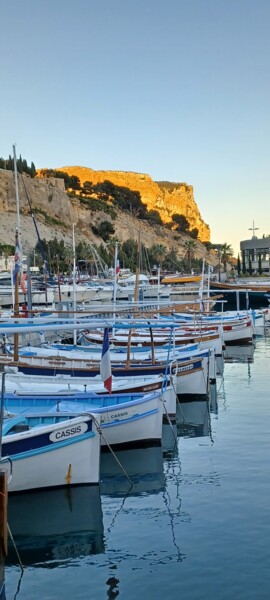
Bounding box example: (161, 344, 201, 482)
(220, 243, 234, 273)
(151, 244, 167, 268)
(183, 239, 197, 273)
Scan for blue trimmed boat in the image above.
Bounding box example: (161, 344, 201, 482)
(3, 390, 164, 451)
(1, 413, 101, 492)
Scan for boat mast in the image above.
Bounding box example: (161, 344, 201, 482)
(13, 145, 21, 362)
(112, 241, 118, 333)
(13, 145, 21, 241)
(126, 230, 141, 367)
(72, 224, 77, 345)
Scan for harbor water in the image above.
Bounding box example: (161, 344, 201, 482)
(4, 334, 270, 600)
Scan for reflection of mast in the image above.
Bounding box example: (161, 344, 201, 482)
(207, 395, 214, 444)
(209, 383, 218, 415)
(163, 456, 185, 563)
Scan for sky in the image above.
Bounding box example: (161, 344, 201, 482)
(1, 0, 270, 255)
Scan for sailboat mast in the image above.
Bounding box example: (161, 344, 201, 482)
(112, 241, 118, 333)
(133, 229, 141, 314)
(72, 224, 77, 345)
(13, 145, 21, 242)
(13, 146, 21, 362)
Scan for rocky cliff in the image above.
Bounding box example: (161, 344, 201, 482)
(55, 166, 210, 242)
(0, 168, 214, 265)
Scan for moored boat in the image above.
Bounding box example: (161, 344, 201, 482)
(1, 413, 101, 492)
(3, 390, 164, 451)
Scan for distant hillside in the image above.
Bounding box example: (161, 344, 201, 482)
(51, 166, 210, 242)
(0, 169, 215, 267)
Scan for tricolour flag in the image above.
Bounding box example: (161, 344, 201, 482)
(21, 272, 27, 294)
(100, 328, 112, 393)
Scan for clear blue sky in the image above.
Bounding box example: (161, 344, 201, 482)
(1, 0, 270, 254)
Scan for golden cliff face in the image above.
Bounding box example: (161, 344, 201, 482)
(56, 166, 210, 242)
(0, 168, 213, 264)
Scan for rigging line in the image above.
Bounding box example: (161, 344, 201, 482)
(7, 522, 24, 572)
(90, 414, 133, 488)
(21, 174, 50, 276)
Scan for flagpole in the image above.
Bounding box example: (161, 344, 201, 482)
(100, 328, 112, 393)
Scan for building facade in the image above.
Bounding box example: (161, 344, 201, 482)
(240, 236, 270, 274)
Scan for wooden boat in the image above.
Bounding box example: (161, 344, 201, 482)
(4, 390, 164, 450)
(1, 413, 101, 492)
(210, 281, 270, 309)
(170, 312, 254, 346)
(173, 354, 210, 400)
(4, 372, 177, 422)
(1, 343, 213, 399)
(82, 328, 221, 348)
(161, 275, 202, 285)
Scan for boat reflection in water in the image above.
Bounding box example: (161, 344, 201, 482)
(162, 422, 178, 457)
(224, 343, 255, 363)
(100, 446, 165, 496)
(7, 486, 104, 567)
(176, 399, 211, 438)
(209, 383, 218, 415)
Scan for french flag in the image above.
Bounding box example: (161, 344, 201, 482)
(100, 328, 112, 393)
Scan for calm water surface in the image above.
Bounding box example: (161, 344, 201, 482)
(4, 335, 270, 600)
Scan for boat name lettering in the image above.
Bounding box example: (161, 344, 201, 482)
(49, 422, 88, 442)
(101, 410, 129, 422)
(177, 364, 194, 373)
(142, 384, 159, 391)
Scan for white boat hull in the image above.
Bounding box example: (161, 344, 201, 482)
(95, 394, 164, 448)
(175, 360, 209, 399)
(1, 416, 100, 492)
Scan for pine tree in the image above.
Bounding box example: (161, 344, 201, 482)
(30, 162, 36, 178)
